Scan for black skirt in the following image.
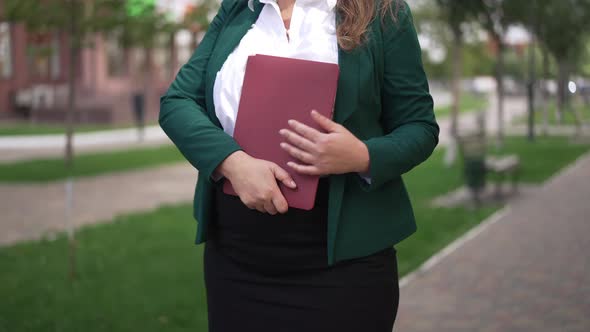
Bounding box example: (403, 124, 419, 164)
(204, 177, 399, 332)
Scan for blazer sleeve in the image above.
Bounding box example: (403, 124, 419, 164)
(358, 2, 439, 192)
(159, 0, 242, 184)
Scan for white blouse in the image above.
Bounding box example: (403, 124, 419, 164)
(213, 0, 338, 137)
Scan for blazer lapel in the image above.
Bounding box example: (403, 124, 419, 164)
(333, 48, 360, 124)
(332, 8, 360, 125)
(205, 0, 264, 124)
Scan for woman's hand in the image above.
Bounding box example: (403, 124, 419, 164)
(217, 151, 297, 215)
(279, 110, 370, 176)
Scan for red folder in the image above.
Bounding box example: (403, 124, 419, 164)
(222, 54, 340, 210)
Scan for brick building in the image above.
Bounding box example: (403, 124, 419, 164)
(0, 16, 180, 124)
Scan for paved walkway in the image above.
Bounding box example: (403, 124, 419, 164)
(0, 125, 170, 163)
(0, 163, 196, 246)
(395, 152, 590, 332)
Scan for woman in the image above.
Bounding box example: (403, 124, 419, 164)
(159, 0, 439, 331)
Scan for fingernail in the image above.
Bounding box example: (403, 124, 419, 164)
(288, 119, 295, 125)
(279, 129, 285, 135)
(291, 181, 297, 188)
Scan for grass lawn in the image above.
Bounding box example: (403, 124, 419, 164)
(0, 145, 185, 182)
(1, 136, 588, 332)
(434, 93, 488, 118)
(514, 102, 590, 126)
(0, 121, 159, 136)
(489, 136, 590, 183)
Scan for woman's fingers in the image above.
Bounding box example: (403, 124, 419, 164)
(286, 161, 322, 176)
(279, 128, 316, 152)
(243, 194, 279, 215)
(270, 163, 297, 189)
(271, 191, 289, 214)
(254, 203, 267, 214)
(310, 109, 341, 133)
(269, 163, 291, 214)
(288, 119, 321, 142)
(280, 142, 315, 164)
(232, 158, 292, 215)
(263, 200, 278, 215)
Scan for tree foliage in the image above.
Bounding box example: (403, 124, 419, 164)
(4, 0, 126, 46)
(536, 0, 590, 65)
(433, 0, 481, 38)
(122, 0, 177, 50)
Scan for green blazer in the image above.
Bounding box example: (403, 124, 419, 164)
(159, 0, 439, 265)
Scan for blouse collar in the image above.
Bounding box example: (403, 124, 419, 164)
(248, 0, 337, 12)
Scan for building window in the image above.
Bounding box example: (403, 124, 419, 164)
(130, 47, 146, 78)
(153, 32, 172, 80)
(0, 22, 13, 79)
(106, 31, 128, 77)
(26, 31, 60, 79)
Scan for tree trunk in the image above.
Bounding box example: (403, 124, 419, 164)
(555, 60, 583, 135)
(495, 40, 506, 149)
(526, 30, 537, 142)
(79, 34, 91, 124)
(169, 31, 178, 78)
(541, 45, 550, 136)
(65, 0, 80, 281)
(450, 33, 462, 139)
(65, 49, 77, 169)
(444, 28, 463, 167)
(192, 30, 199, 51)
(143, 47, 153, 115)
(556, 59, 569, 124)
(135, 47, 154, 142)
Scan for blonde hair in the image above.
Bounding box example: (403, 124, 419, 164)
(336, 0, 401, 50)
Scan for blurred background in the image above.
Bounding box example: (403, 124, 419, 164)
(0, 0, 589, 331)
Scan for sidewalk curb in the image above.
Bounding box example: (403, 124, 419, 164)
(0, 125, 166, 149)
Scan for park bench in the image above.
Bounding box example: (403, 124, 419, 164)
(457, 133, 521, 206)
(485, 154, 520, 196)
